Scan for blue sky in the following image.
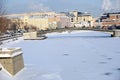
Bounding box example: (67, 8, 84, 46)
(6, 0, 103, 17)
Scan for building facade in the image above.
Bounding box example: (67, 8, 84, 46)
(7, 12, 71, 31)
(6, 11, 94, 31)
(27, 17, 49, 30)
(58, 16, 71, 28)
(100, 12, 120, 29)
(69, 10, 93, 28)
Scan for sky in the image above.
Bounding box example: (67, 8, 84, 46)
(6, 0, 104, 17)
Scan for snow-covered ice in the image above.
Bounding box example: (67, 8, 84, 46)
(0, 30, 120, 80)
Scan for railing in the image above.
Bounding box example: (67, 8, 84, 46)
(0, 33, 23, 43)
(37, 27, 115, 35)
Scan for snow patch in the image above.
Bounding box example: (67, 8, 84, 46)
(0, 31, 120, 80)
(41, 73, 62, 80)
(0, 51, 22, 57)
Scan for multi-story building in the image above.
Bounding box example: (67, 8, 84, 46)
(100, 12, 120, 28)
(6, 12, 71, 31)
(93, 18, 103, 28)
(58, 16, 71, 28)
(7, 11, 94, 31)
(69, 10, 93, 28)
(48, 17, 61, 29)
(27, 17, 49, 30)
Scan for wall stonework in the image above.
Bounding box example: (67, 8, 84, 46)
(0, 48, 24, 75)
(12, 54, 24, 75)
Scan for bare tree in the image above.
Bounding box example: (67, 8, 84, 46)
(0, 0, 10, 35)
(0, 0, 6, 16)
(0, 17, 10, 34)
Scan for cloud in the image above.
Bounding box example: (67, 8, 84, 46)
(115, 0, 120, 10)
(6, 0, 102, 17)
(101, 0, 112, 11)
(28, 1, 52, 12)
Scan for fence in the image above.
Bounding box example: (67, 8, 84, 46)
(0, 33, 22, 44)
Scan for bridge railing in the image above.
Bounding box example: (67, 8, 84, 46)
(0, 33, 23, 42)
(37, 27, 115, 35)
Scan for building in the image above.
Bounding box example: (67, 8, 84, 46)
(69, 10, 93, 28)
(48, 16, 71, 29)
(100, 12, 120, 29)
(58, 16, 71, 28)
(27, 17, 49, 30)
(6, 11, 94, 30)
(0, 48, 24, 76)
(93, 18, 103, 28)
(6, 12, 71, 31)
(48, 17, 61, 29)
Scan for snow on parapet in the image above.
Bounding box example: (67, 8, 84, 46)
(0, 48, 23, 57)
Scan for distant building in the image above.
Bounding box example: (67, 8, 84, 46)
(100, 12, 120, 28)
(27, 17, 50, 30)
(6, 12, 71, 31)
(58, 16, 72, 28)
(93, 18, 103, 28)
(6, 11, 94, 30)
(0, 48, 24, 76)
(69, 10, 93, 28)
(48, 16, 60, 29)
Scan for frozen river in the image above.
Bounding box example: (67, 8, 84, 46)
(1, 30, 120, 80)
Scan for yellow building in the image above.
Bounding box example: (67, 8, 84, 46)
(27, 17, 49, 30)
(6, 12, 59, 30)
(48, 17, 61, 29)
(69, 10, 93, 27)
(6, 12, 71, 30)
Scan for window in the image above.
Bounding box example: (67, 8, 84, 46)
(116, 15, 119, 19)
(71, 18, 73, 22)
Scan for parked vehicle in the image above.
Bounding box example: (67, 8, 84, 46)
(108, 26, 116, 30)
(116, 26, 120, 29)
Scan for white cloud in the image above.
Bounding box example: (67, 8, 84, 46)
(115, 0, 120, 10)
(101, 0, 112, 11)
(101, 0, 120, 11)
(28, 1, 51, 12)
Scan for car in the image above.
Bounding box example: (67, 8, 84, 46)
(116, 26, 120, 29)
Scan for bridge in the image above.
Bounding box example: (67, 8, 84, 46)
(82, 29, 120, 37)
(37, 28, 120, 37)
